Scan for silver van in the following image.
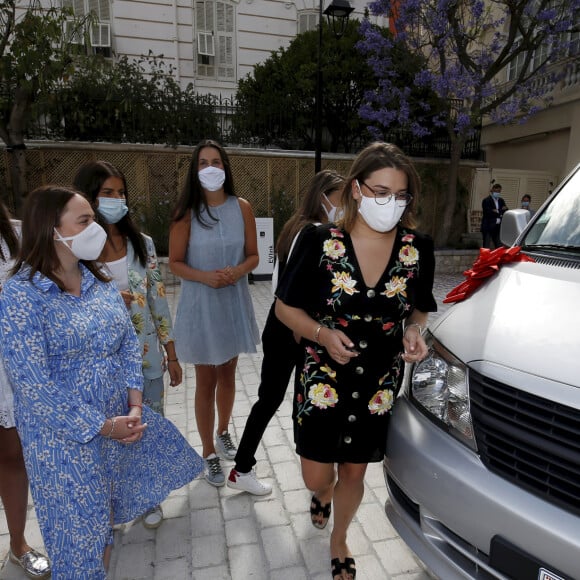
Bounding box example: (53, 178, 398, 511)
(384, 164, 580, 580)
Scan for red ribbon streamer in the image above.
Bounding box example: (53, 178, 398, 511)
(443, 246, 535, 304)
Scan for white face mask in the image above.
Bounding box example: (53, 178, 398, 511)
(54, 221, 107, 261)
(322, 194, 342, 222)
(356, 181, 405, 233)
(198, 166, 226, 192)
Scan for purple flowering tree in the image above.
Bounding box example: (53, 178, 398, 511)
(358, 0, 579, 246)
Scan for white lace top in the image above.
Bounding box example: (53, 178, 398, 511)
(0, 222, 19, 427)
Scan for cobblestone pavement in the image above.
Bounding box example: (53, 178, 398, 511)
(0, 272, 464, 580)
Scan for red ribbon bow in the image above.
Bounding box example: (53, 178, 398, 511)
(443, 246, 535, 304)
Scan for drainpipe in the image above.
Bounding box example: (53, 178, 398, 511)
(172, 0, 180, 83)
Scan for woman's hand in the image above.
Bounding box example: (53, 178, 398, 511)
(318, 327, 359, 366)
(120, 290, 133, 308)
(168, 360, 183, 387)
(402, 327, 429, 363)
(202, 270, 232, 288)
(218, 265, 241, 285)
(102, 415, 147, 444)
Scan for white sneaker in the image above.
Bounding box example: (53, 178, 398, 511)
(227, 468, 272, 496)
(142, 504, 163, 529)
(204, 453, 225, 487)
(215, 431, 237, 461)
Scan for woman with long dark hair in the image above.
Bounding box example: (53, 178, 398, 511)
(169, 139, 260, 487)
(74, 160, 182, 528)
(227, 169, 345, 495)
(0, 200, 51, 578)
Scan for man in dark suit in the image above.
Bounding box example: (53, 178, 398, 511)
(481, 183, 508, 248)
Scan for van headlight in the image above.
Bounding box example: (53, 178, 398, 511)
(410, 334, 476, 450)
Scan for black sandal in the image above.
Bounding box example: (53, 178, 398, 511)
(330, 557, 344, 579)
(343, 556, 356, 579)
(310, 494, 332, 529)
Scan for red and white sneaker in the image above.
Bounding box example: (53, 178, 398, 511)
(227, 468, 272, 495)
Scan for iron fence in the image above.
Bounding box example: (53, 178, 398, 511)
(26, 94, 483, 160)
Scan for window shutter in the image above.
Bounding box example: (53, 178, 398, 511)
(197, 32, 215, 56)
(90, 22, 111, 46)
(216, 1, 234, 79)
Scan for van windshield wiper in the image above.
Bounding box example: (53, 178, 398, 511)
(523, 243, 580, 252)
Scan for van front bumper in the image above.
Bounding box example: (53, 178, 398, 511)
(384, 397, 580, 580)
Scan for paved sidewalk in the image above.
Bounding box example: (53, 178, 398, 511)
(0, 273, 463, 580)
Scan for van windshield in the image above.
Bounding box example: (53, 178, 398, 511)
(523, 168, 580, 250)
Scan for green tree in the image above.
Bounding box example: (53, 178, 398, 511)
(0, 0, 74, 212)
(234, 19, 378, 154)
(43, 52, 221, 146)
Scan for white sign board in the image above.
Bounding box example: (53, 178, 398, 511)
(253, 217, 274, 279)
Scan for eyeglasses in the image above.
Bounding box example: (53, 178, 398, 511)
(361, 181, 413, 207)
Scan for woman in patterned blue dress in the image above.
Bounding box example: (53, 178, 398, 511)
(0, 186, 204, 579)
(276, 143, 436, 580)
(169, 140, 259, 487)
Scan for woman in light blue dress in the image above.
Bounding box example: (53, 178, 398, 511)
(169, 140, 259, 487)
(0, 186, 204, 579)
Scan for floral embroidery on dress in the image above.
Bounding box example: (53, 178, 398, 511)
(318, 313, 401, 337)
(309, 383, 339, 409)
(320, 228, 359, 310)
(331, 271, 359, 297)
(380, 231, 421, 311)
(296, 346, 338, 423)
(323, 238, 346, 260)
(368, 389, 394, 415)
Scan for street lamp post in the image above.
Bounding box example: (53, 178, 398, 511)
(314, 0, 354, 173)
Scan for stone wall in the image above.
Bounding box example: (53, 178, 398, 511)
(434, 249, 478, 274)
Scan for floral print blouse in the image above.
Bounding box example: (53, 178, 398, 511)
(276, 224, 436, 464)
(125, 234, 175, 381)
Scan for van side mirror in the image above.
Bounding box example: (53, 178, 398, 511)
(500, 209, 530, 247)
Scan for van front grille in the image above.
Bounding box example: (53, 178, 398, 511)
(470, 370, 580, 516)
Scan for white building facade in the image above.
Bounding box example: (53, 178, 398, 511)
(55, 0, 386, 99)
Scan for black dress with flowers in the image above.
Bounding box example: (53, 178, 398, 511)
(276, 223, 436, 463)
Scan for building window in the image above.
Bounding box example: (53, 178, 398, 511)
(569, 11, 580, 56)
(62, 0, 112, 57)
(195, 1, 235, 81)
(298, 10, 318, 34)
(506, 38, 527, 82)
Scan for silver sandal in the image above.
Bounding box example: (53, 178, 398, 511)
(9, 548, 51, 579)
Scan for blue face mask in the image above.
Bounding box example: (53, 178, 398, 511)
(98, 197, 129, 224)
(491, 191, 500, 199)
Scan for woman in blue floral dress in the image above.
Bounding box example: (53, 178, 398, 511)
(0, 186, 203, 579)
(276, 143, 436, 580)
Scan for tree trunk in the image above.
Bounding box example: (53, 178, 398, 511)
(7, 148, 28, 216)
(434, 137, 464, 248)
(1, 86, 31, 216)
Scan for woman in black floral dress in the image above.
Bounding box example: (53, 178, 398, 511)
(275, 142, 436, 580)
